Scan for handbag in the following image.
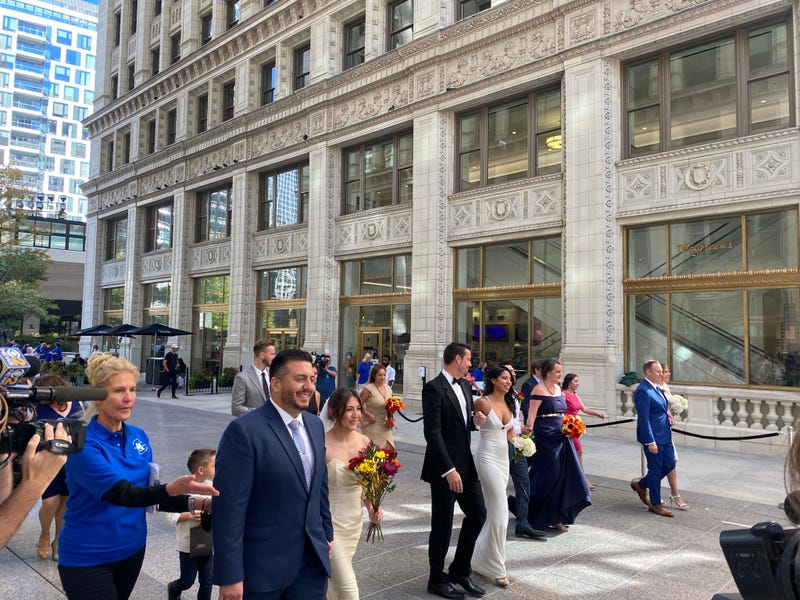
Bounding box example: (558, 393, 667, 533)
(189, 524, 213, 558)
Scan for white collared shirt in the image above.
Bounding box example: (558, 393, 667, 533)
(252, 363, 270, 393)
(270, 398, 314, 474)
(442, 370, 468, 425)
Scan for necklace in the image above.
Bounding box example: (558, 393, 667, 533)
(544, 383, 557, 396)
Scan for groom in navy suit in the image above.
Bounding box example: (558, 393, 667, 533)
(631, 359, 676, 517)
(213, 349, 333, 599)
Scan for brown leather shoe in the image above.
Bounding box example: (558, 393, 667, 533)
(648, 504, 674, 517)
(630, 480, 649, 506)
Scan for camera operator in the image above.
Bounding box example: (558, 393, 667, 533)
(316, 354, 337, 407)
(0, 422, 70, 547)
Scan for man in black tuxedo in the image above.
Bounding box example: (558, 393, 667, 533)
(422, 342, 487, 599)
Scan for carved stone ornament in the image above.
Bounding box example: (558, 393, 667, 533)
(445, 28, 555, 90)
(189, 241, 232, 273)
(335, 207, 412, 254)
(250, 118, 308, 159)
(141, 252, 174, 280)
(252, 229, 309, 264)
(614, 0, 708, 31)
(568, 10, 597, 45)
(101, 259, 126, 286)
(332, 82, 411, 130)
(752, 148, 791, 182)
(674, 159, 726, 192)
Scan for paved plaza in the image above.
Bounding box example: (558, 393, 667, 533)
(1, 389, 791, 599)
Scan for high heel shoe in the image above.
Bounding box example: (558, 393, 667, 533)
(495, 577, 510, 588)
(668, 495, 689, 510)
(36, 533, 50, 559)
(552, 523, 569, 533)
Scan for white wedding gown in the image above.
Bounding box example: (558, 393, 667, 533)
(471, 407, 512, 579)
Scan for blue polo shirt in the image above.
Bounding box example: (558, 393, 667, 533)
(59, 417, 153, 567)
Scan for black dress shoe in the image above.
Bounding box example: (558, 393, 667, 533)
(451, 575, 486, 597)
(427, 582, 466, 599)
(507, 495, 517, 516)
(515, 525, 547, 540)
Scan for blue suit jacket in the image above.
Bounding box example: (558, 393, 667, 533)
(212, 400, 333, 593)
(634, 378, 672, 446)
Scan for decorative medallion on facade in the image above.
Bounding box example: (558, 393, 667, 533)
(101, 260, 125, 286)
(623, 172, 654, 202)
(674, 159, 726, 192)
(614, 0, 709, 30)
(141, 253, 173, 280)
(336, 208, 412, 254)
(752, 148, 790, 182)
(189, 242, 232, 273)
(252, 230, 309, 264)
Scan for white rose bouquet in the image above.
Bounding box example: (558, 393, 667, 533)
(669, 393, 688, 417)
(511, 434, 536, 462)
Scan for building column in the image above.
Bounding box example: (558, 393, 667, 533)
(120, 204, 144, 366)
(560, 56, 623, 414)
(403, 110, 453, 406)
(223, 170, 254, 368)
(79, 216, 101, 357)
(303, 145, 340, 360)
(169, 189, 193, 356)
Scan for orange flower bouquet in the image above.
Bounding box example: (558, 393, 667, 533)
(348, 443, 403, 542)
(385, 396, 404, 429)
(560, 414, 586, 439)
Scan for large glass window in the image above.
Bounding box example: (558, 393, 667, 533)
(256, 266, 307, 348)
(625, 19, 793, 156)
(103, 287, 125, 327)
(458, 87, 561, 191)
(222, 81, 235, 121)
(259, 163, 309, 229)
(459, 0, 490, 20)
(388, 0, 413, 49)
(625, 209, 800, 387)
(341, 254, 411, 296)
(294, 45, 310, 90)
(343, 132, 412, 214)
(145, 202, 172, 251)
(193, 275, 229, 375)
(197, 94, 208, 133)
(195, 185, 232, 242)
(261, 61, 275, 105)
(104, 216, 127, 260)
(454, 237, 562, 373)
(344, 17, 365, 70)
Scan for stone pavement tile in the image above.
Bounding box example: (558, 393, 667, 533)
(0, 548, 63, 600)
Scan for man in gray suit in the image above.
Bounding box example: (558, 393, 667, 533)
(231, 340, 276, 416)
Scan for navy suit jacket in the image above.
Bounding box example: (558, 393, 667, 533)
(421, 372, 478, 483)
(212, 400, 333, 593)
(634, 378, 672, 446)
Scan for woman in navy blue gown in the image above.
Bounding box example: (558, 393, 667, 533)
(526, 359, 590, 532)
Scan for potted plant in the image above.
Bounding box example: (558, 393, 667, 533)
(66, 361, 86, 385)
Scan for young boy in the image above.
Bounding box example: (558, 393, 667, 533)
(166, 449, 216, 600)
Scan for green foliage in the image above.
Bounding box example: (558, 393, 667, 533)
(188, 369, 212, 389)
(0, 166, 58, 334)
(66, 361, 85, 378)
(217, 367, 237, 387)
(41, 360, 67, 377)
(619, 371, 638, 386)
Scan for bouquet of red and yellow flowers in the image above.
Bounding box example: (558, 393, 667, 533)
(385, 396, 404, 429)
(560, 414, 586, 439)
(348, 443, 402, 542)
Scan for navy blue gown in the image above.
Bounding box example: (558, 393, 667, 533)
(527, 394, 591, 529)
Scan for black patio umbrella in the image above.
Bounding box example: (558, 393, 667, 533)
(104, 323, 140, 337)
(130, 323, 193, 336)
(72, 324, 111, 336)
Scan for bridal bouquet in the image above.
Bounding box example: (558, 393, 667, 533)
(385, 396, 404, 429)
(511, 433, 536, 462)
(560, 414, 586, 439)
(348, 443, 403, 543)
(669, 394, 688, 417)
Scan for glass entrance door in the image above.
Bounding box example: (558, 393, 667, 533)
(267, 331, 299, 351)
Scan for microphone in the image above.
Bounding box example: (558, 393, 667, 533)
(0, 346, 30, 386)
(2, 386, 108, 403)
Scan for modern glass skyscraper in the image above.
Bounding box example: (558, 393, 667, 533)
(0, 0, 97, 220)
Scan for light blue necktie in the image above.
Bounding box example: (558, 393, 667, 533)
(288, 419, 312, 489)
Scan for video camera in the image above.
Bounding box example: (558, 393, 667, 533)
(0, 347, 105, 466)
(717, 515, 800, 599)
(312, 352, 330, 370)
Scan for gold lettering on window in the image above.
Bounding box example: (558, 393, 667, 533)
(675, 241, 735, 256)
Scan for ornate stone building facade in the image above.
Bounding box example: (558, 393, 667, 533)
(82, 0, 799, 452)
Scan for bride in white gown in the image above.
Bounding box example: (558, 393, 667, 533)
(471, 365, 516, 588)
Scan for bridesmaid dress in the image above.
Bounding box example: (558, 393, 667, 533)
(326, 460, 363, 600)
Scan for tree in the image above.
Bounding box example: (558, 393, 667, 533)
(0, 166, 57, 333)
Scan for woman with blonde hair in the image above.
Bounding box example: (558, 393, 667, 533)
(57, 353, 217, 600)
(359, 363, 395, 449)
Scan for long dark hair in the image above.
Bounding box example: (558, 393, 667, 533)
(562, 373, 578, 391)
(483, 365, 516, 416)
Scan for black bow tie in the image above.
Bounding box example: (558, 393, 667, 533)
(452, 378, 462, 385)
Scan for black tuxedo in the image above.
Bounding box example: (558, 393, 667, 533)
(421, 372, 486, 585)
